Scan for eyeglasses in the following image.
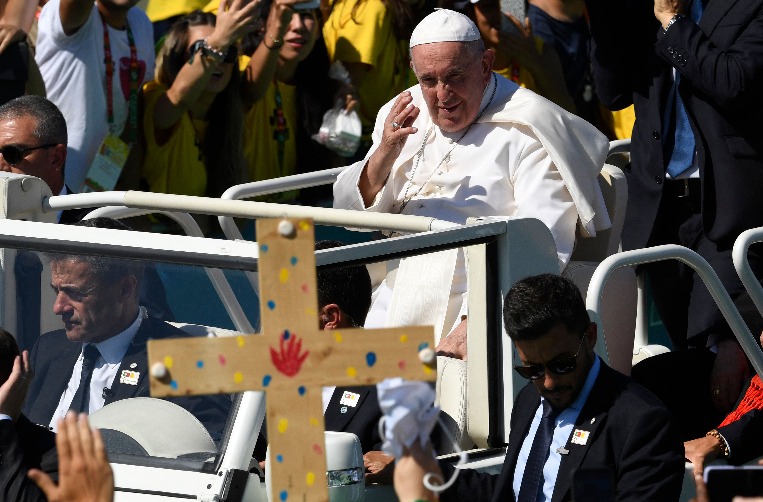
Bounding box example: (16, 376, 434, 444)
(514, 334, 586, 380)
(0, 143, 57, 166)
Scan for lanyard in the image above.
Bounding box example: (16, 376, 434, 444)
(271, 80, 290, 174)
(101, 15, 139, 144)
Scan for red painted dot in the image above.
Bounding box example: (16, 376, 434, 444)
(301, 283, 309, 293)
(398, 360, 406, 370)
(219, 355, 227, 366)
(312, 443, 323, 455)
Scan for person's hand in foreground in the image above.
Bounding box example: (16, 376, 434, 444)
(0, 350, 32, 420)
(28, 412, 114, 502)
(394, 440, 440, 502)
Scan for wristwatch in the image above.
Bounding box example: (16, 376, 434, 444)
(664, 13, 686, 32)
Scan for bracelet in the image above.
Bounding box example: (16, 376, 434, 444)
(202, 38, 226, 62)
(706, 429, 730, 458)
(263, 35, 284, 50)
(664, 13, 685, 32)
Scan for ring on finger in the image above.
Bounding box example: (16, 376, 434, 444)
(391, 121, 401, 130)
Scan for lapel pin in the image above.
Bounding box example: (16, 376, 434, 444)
(339, 391, 360, 408)
(130, 363, 137, 369)
(340, 406, 348, 414)
(591, 417, 596, 424)
(119, 370, 140, 386)
(571, 429, 590, 446)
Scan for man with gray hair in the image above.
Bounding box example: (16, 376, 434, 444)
(0, 95, 67, 196)
(333, 9, 611, 352)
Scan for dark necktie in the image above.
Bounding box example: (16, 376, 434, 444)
(69, 344, 100, 413)
(518, 400, 558, 502)
(665, 0, 704, 178)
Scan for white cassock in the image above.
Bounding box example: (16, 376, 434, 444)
(333, 74, 611, 341)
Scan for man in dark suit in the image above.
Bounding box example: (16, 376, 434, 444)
(585, 0, 763, 412)
(22, 231, 229, 440)
(393, 274, 684, 501)
(0, 329, 56, 502)
(315, 240, 381, 454)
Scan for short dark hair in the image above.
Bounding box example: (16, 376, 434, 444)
(315, 240, 372, 326)
(0, 95, 67, 147)
(46, 217, 144, 285)
(503, 274, 590, 341)
(0, 328, 20, 384)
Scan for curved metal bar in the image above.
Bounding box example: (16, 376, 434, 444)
(733, 227, 763, 322)
(586, 244, 763, 377)
(83, 207, 255, 334)
(608, 138, 631, 156)
(217, 167, 346, 240)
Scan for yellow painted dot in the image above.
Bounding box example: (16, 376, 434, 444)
(233, 371, 244, 383)
(399, 334, 408, 343)
(299, 220, 311, 231)
(346, 366, 357, 378)
(163, 356, 174, 369)
(423, 365, 433, 376)
(279, 268, 289, 283)
(278, 418, 289, 433)
(304, 308, 316, 317)
(309, 417, 320, 427)
(333, 332, 343, 343)
(237, 336, 246, 348)
(306, 472, 316, 486)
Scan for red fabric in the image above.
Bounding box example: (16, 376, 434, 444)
(719, 374, 763, 427)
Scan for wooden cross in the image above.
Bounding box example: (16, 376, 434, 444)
(147, 218, 436, 502)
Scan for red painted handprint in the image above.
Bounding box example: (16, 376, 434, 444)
(270, 331, 309, 377)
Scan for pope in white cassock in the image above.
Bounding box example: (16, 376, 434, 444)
(333, 9, 611, 349)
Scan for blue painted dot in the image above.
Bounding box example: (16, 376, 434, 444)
(260, 244, 269, 252)
(283, 330, 291, 340)
(196, 360, 204, 369)
(263, 374, 272, 387)
(170, 380, 178, 390)
(276, 454, 284, 463)
(418, 342, 430, 351)
(279, 490, 288, 502)
(290, 256, 298, 266)
(366, 352, 377, 367)
(267, 300, 276, 310)
(298, 386, 306, 396)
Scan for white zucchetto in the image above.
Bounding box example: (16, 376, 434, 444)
(409, 9, 481, 48)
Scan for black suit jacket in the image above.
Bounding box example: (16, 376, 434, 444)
(23, 317, 230, 441)
(324, 386, 382, 453)
(586, 0, 763, 251)
(0, 414, 57, 502)
(440, 364, 684, 502)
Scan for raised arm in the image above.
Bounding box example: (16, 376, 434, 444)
(153, 0, 259, 132)
(241, 0, 313, 104)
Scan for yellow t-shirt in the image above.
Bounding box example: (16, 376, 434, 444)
(323, 0, 415, 137)
(495, 64, 538, 93)
(612, 105, 636, 139)
(244, 81, 300, 202)
(141, 81, 208, 196)
(146, 0, 209, 22)
(202, 0, 220, 13)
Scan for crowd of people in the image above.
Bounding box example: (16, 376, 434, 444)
(0, 0, 762, 500)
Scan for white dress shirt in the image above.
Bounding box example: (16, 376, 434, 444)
(49, 307, 146, 430)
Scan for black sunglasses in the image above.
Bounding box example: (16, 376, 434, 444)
(0, 143, 57, 166)
(514, 334, 586, 380)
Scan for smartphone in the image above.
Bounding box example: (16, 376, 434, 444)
(705, 465, 763, 502)
(500, 0, 525, 33)
(294, 0, 320, 10)
(572, 467, 615, 502)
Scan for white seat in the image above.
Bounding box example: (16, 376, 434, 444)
(89, 397, 217, 459)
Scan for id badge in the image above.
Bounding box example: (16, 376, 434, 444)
(82, 134, 130, 192)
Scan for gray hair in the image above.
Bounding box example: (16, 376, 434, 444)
(410, 39, 486, 75)
(0, 95, 67, 146)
